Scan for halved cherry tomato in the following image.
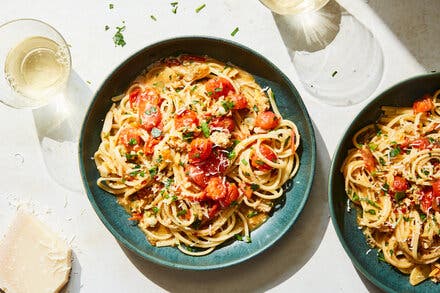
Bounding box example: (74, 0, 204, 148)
(228, 93, 248, 110)
(186, 164, 209, 188)
(360, 148, 376, 172)
(240, 183, 253, 199)
(143, 137, 160, 156)
(433, 179, 440, 197)
(251, 144, 277, 171)
(209, 116, 235, 132)
(208, 203, 220, 218)
(129, 87, 141, 107)
(140, 88, 163, 106)
(413, 95, 434, 114)
(420, 187, 434, 213)
(393, 176, 408, 192)
(411, 137, 430, 150)
(205, 77, 235, 99)
(128, 212, 143, 221)
(139, 103, 162, 131)
(163, 57, 181, 67)
(174, 110, 199, 129)
(189, 138, 213, 163)
(204, 177, 227, 200)
(119, 128, 143, 151)
(255, 111, 279, 130)
(219, 183, 239, 207)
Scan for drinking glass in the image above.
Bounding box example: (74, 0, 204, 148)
(0, 19, 83, 191)
(260, 0, 384, 106)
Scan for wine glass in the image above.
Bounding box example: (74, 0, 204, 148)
(259, 0, 384, 106)
(0, 19, 84, 191)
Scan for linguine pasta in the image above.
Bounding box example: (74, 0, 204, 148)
(94, 55, 300, 255)
(342, 90, 440, 285)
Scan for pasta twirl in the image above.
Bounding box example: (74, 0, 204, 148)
(94, 55, 300, 255)
(342, 90, 440, 285)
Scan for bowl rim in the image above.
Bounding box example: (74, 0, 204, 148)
(79, 35, 316, 270)
(328, 72, 440, 292)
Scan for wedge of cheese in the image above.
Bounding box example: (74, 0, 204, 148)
(0, 212, 72, 293)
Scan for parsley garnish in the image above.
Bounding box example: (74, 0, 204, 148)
(221, 100, 235, 112)
(165, 178, 173, 188)
(171, 2, 178, 13)
(250, 184, 259, 191)
(253, 105, 259, 112)
(366, 209, 376, 215)
(109, 3, 114, 9)
(379, 157, 386, 166)
(381, 183, 389, 193)
(389, 146, 401, 157)
(235, 234, 243, 241)
(241, 159, 248, 166)
(195, 4, 206, 13)
(149, 166, 158, 178)
(113, 25, 126, 47)
(352, 192, 359, 201)
(368, 143, 378, 151)
(152, 207, 159, 214)
(228, 150, 236, 159)
(214, 87, 223, 92)
(128, 138, 138, 146)
(247, 211, 258, 218)
(377, 251, 386, 262)
(201, 121, 210, 138)
(191, 85, 198, 93)
(177, 209, 187, 217)
(231, 27, 239, 37)
(182, 132, 194, 142)
(394, 191, 406, 202)
(420, 213, 427, 221)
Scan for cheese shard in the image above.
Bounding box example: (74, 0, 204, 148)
(0, 212, 72, 293)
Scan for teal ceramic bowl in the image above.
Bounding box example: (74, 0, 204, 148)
(79, 37, 316, 270)
(329, 73, 440, 292)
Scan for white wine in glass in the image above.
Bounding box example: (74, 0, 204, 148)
(260, 0, 329, 14)
(5, 36, 70, 104)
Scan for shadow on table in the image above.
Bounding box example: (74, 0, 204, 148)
(61, 251, 82, 293)
(120, 123, 331, 292)
(356, 267, 384, 293)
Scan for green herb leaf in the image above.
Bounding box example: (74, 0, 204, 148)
(165, 178, 173, 188)
(177, 209, 187, 216)
(201, 121, 210, 138)
(105, 25, 110, 31)
(128, 138, 138, 146)
(182, 132, 194, 142)
(109, 3, 114, 9)
(366, 209, 376, 215)
(221, 100, 235, 112)
(247, 211, 258, 218)
(394, 191, 406, 202)
(253, 105, 259, 112)
(379, 157, 386, 166)
(228, 150, 236, 159)
(241, 159, 248, 166)
(235, 234, 243, 241)
(250, 184, 259, 191)
(368, 143, 378, 151)
(381, 183, 390, 193)
(231, 27, 239, 37)
(389, 146, 401, 157)
(420, 213, 427, 221)
(152, 207, 159, 214)
(352, 192, 359, 201)
(195, 4, 206, 13)
(149, 166, 158, 178)
(150, 15, 157, 21)
(377, 251, 386, 262)
(113, 25, 126, 47)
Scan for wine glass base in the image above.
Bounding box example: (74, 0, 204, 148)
(291, 12, 384, 106)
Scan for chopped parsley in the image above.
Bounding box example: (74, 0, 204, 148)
(195, 4, 206, 13)
(164, 178, 173, 188)
(152, 207, 160, 214)
(247, 211, 258, 218)
(389, 146, 401, 157)
(171, 2, 178, 14)
(379, 157, 386, 166)
(149, 166, 158, 177)
(214, 87, 223, 92)
(253, 105, 259, 112)
(394, 191, 406, 202)
(235, 234, 243, 241)
(145, 106, 157, 115)
(221, 100, 235, 112)
(177, 209, 187, 217)
(150, 15, 157, 21)
(228, 150, 236, 159)
(366, 209, 376, 215)
(113, 25, 126, 47)
(352, 192, 359, 201)
(191, 85, 198, 93)
(381, 183, 390, 193)
(109, 3, 114, 9)
(377, 251, 386, 262)
(231, 27, 239, 37)
(368, 143, 378, 151)
(250, 184, 259, 191)
(201, 121, 210, 138)
(183, 132, 194, 142)
(420, 213, 427, 221)
(360, 198, 380, 209)
(241, 159, 248, 166)
(128, 138, 138, 146)
(151, 127, 162, 138)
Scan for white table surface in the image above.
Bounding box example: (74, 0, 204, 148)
(0, 0, 429, 292)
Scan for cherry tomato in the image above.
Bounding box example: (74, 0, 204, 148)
(240, 183, 253, 199)
(229, 93, 248, 110)
(420, 187, 434, 213)
(251, 144, 277, 171)
(143, 137, 160, 156)
(128, 212, 143, 221)
(164, 57, 181, 67)
(189, 138, 213, 163)
(204, 177, 227, 200)
(433, 179, 440, 197)
(208, 203, 220, 218)
(179, 55, 206, 63)
(393, 176, 408, 192)
(186, 164, 209, 188)
(219, 183, 239, 207)
(413, 95, 434, 114)
(360, 148, 376, 172)
(209, 117, 235, 133)
(174, 110, 199, 129)
(129, 87, 141, 107)
(139, 103, 162, 131)
(140, 88, 163, 105)
(119, 128, 143, 151)
(411, 137, 430, 150)
(205, 77, 235, 99)
(255, 111, 279, 130)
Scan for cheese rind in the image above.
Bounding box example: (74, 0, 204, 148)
(0, 212, 72, 293)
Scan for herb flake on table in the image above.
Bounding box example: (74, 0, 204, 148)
(109, 3, 114, 9)
(150, 15, 157, 21)
(171, 2, 178, 14)
(105, 25, 109, 31)
(332, 70, 338, 77)
(113, 25, 127, 47)
(195, 4, 206, 13)
(231, 27, 239, 37)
